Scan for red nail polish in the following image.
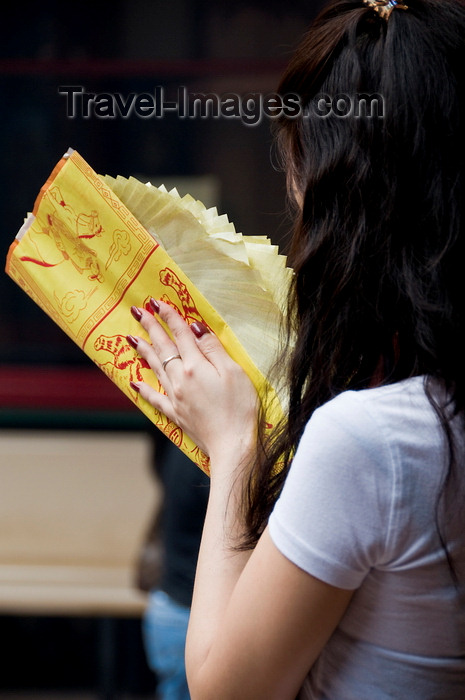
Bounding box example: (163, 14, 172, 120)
(130, 381, 140, 393)
(190, 321, 209, 338)
(150, 298, 160, 313)
(126, 334, 139, 350)
(131, 306, 143, 321)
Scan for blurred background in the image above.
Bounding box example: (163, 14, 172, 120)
(0, 0, 324, 697)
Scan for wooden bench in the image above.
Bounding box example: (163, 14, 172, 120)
(0, 428, 160, 617)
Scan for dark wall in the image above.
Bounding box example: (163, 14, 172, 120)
(0, 0, 324, 365)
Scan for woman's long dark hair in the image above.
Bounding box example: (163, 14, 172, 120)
(240, 0, 465, 558)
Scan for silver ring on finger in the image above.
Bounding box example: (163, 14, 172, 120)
(161, 353, 182, 371)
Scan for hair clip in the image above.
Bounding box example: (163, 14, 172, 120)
(363, 0, 408, 20)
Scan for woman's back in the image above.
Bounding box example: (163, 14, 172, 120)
(270, 377, 465, 698)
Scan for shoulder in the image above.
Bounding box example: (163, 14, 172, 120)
(314, 375, 431, 422)
(305, 376, 436, 454)
(292, 376, 442, 491)
(268, 377, 441, 587)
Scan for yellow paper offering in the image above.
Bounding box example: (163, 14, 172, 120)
(6, 149, 291, 474)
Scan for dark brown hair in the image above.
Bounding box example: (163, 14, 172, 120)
(239, 0, 465, 563)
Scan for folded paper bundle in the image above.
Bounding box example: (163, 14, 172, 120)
(6, 149, 292, 473)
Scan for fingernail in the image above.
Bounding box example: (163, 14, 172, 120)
(126, 334, 139, 350)
(130, 381, 140, 393)
(150, 298, 160, 313)
(190, 321, 209, 339)
(131, 306, 143, 321)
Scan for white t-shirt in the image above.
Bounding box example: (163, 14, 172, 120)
(268, 376, 465, 699)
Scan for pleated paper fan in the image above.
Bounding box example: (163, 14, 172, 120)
(101, 172, 293, 403)
(6, 149, 293, 470)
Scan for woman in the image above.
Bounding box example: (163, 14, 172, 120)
(127, 0, 465, 697)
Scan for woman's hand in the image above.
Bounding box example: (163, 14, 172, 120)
(127, 299, 259, 466)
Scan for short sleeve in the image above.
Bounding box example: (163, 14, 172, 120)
(268, 391, 397, 590)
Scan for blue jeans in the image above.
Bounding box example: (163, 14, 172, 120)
(143, 589, 191, 700)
